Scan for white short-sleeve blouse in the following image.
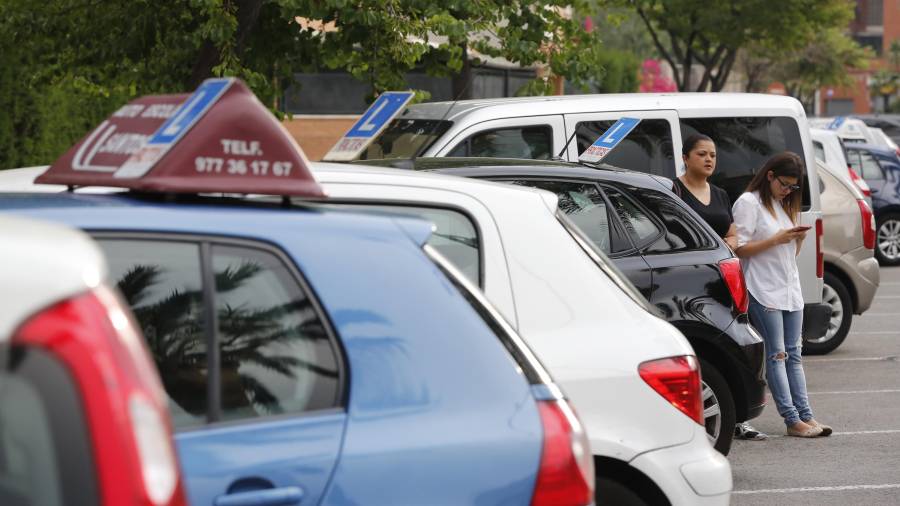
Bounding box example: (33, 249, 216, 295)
(731, 191, 803, 312)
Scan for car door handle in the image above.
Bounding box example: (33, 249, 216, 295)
(214, 486, 304, 506)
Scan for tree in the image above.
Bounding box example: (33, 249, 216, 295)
(615, 0, 855, 91)
(737, 28, 870, 111)
(0, 0, 607, 169)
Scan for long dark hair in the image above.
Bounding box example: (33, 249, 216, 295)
(682, 133, 713, 157)
(745, 152, 804, 224)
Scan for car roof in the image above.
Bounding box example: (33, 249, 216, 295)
(0, 215, 108, 339)
(352, 157, 675, 191)
(398, 92, 805, 122)
(0, 191, 437, 250)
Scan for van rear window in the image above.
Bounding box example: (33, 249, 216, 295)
(681, 117, 810, 210)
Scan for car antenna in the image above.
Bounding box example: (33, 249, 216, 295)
(557, 130, 578, 160)
(405, 73, 474, 166)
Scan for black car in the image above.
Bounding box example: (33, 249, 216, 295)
(845, 143, 900, 266)
(367, 157, 767, 455)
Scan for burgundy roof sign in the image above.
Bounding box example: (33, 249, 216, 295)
(36, 78, 324, 198)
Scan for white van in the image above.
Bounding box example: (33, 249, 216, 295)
(359, 93, 830, 339)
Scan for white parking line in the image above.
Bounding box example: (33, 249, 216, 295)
(850, 331, 899, 335)
(805, 356, 897, 362)
(733, 483, 900, 495)
(808, 389, 900, 394)
(756, 429, 900, 440)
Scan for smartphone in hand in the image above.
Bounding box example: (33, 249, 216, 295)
(792, 225, 812, 232)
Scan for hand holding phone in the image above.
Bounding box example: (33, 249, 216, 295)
(792, 225, 812, 232)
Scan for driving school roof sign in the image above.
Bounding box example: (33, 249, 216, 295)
(578, 117, 641, 164)
(36, 78, 324, 198)
(322, 91, 415, 161)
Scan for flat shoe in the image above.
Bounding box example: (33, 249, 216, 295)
(786, 424, 822, 438)
(806, 420, 832, 437)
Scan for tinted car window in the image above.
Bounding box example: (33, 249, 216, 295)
(358, 119, 452, 160)
(681, 117, 809, 209)
(99, 240, 208, 428)
(575, 119, 675, 176)
(630, 188, 716, 252)
(0, 347, 98, 506)
(603, 187, 661, 247)
(99, 239, 341, 428)
(323, 204, 481, 284)
(213, 245, 340, 422)
(448, 126, 553, 159)
(509, 180, 613, 254)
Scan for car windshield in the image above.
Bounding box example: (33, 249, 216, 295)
(356, 119, 452, 160)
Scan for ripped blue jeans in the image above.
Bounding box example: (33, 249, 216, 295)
(748, 294, 812, 426)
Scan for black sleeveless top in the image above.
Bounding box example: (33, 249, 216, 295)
(673, 178, 733, 238)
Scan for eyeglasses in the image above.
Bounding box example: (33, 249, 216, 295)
(775, 177, 800, 192)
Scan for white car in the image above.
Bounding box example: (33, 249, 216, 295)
(308, 163, 732, 505)
(810, 127, 873, 207)
(0, 215, 187, 506)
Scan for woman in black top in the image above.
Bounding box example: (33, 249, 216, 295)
(675, 134, 768, 441)
(674, 134, 739, 250)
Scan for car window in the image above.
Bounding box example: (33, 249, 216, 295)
(98, 240, 208, 428)
(680, 117, 809, 209)
(321, 204, 481, 285)
(629, 188, 716, 252)
(98, 238, 341, 428)
(858, 151, 884, 179)
(575, 119, 675, 177)
(358, 119, 452, 160)
(447, 126, 553, 159)
(212, 245, 340, 422)
(602, 187, 661, 247)
(813, 140, 825, 162)
(506, 180, 614, 254)
(0, 347, 98, 506)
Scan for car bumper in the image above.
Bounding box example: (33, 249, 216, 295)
(837, 248, 880, 314)
(722, 317, 766, 422)
(629, 426, 732, 505)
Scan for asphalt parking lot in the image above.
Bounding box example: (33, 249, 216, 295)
(731, 265, 900, 505)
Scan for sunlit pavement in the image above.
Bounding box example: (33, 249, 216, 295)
(730, 265, 900, 505)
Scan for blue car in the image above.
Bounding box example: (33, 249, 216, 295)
(845, 143, 900, 265)
(1, 79, 594, 506)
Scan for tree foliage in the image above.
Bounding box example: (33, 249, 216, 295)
(0, 0, 606, 169)
(615, 0, 856, 92)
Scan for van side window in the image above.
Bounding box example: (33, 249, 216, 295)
(574, 119, 675, 177)
(680, 117, 808, 208)
(853, 150, 884, 180)
(447, 126, 553, 159)
(813, 140, 825, 162)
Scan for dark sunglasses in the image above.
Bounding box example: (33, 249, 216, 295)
(775, 176, 800, 192)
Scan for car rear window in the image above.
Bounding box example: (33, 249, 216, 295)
(0, 346, 98, 506)
(358, 119, 452, 160)
(680, 117, 810, 210)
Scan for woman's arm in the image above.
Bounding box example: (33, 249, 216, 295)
(735, 228, 805, 258)
(724, 223, 738, 251)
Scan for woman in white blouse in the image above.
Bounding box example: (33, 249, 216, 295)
(732, 152, 832, 438)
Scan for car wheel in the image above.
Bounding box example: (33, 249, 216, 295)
(595, 477, 648, 506)
(875, 213, 900, 266)
(698, 358, 735, 456)
(804, 272, 852, 355)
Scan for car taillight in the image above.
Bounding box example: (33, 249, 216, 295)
(816, 218, 824, 278)
(858, 199, 876, 250)
(531, 400, 594, 506)
(718, 258, 749, 314)
(13, 286, 185, 506)
(848, 167, 872, 197)
(638, 356, 703, 425)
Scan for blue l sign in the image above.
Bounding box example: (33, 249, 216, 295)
(323, 91, 415, 161)
(150, 78, 232, 146)
(579, 117, 641, 164)
(345, 92, 415, 138)
(827, 116, 846, 131)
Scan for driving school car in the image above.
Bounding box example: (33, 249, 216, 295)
(1, 79, 593, 506)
